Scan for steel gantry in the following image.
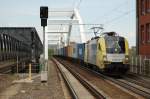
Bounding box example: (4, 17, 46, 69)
(45, 8, 86, 60)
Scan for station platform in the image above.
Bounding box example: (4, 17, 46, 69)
(0, 60, 68, 99)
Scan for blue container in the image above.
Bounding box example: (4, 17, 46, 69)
(62, 48, 64, 56)
(77, 43, 85, 61)
(64, 47, 67, 57)
(62, 47, 65, 56)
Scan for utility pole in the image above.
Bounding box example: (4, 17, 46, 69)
(40, 6, 48, 83)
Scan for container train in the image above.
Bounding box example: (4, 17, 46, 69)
(55, 32, 129, 75)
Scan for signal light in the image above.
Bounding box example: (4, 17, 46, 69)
(40, 6, 48, 19)
(40, 6, 48, 26)
(41, 19, 47, 27)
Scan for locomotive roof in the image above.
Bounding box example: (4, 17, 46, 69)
(87, 32, 122, 43)
(100, 32, 118, 37)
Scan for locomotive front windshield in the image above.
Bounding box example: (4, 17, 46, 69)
(105, 36, 125, 54)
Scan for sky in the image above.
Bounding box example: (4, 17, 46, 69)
(0, 0, 136, 47)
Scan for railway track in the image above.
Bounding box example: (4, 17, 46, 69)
(52, 58, 107, 99)
(55, 57, 150, 99)
(123, 74, 150, 89)
(81, 66, 150, 99)
(83, 65, 150, 99)
(114, 78, 150, 98)
(54, 57, 142, 99)
(87, 69, 150, 98)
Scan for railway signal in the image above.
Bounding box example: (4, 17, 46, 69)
(40, 7, 48, 18)
(40, 6, 49, 83)
(40, 6, 48, 26)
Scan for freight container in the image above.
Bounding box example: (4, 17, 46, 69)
(68, 42, 76, 58)
(64, 46, 67, 57)
(62, 47, 65, 56)
(64, 46, 68, 57)
(77, 43, 85, 61)
(59, 47, 63, 56)
(72, 43, 78, 59)
(67, 45, 73, 58)
(84, 43, 88, 63)
(67, 46, 69, 57)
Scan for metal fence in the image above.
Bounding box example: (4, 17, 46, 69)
(130, 55, 150, 77)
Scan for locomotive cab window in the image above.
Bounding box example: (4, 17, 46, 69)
(105, 36, 125, 54)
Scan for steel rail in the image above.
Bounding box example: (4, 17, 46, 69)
(52, 58, 79, 99)
(83, 66, 150, 98)
(122, 76, 150, 89)
(54, 58, 107, 99)
(66, 59, 150, 99)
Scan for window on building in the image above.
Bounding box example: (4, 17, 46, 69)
(141, 25, 145, 44)
(146, 0, 150, 13)
(146, 23, 150, 43)
(141, 0, 145, 15)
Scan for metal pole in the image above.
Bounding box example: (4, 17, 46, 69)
(43, 26, 45, 71)
(41, 25, 48, 83)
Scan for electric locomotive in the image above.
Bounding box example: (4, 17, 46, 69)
(84, 32, 129, 75)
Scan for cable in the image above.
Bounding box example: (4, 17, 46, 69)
(91, 0, 128, 23)
(105, 10, 135, 29)
(104, 9, 135, 25)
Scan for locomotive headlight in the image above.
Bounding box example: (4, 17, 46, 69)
(103, 55, 111, 64)
(125, 57, 129, 61)
(125, 56, 129, 61)
(124, 55, 129, 63)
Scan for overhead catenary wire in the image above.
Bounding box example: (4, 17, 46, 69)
(48, 23, 105, 25)
(104, 9, 135, 25)
(105, 9, 135, 29)
(91, 0, 129, 23)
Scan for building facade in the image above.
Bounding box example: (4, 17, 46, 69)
(137, 0, 150, 56)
